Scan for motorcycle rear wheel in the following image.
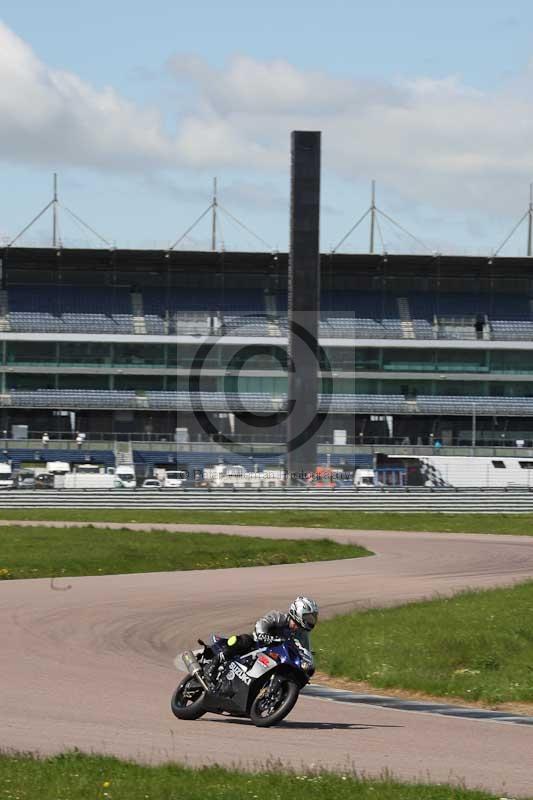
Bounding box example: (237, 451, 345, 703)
(249, 678, 299, 727)
(171, 675, 206, 720)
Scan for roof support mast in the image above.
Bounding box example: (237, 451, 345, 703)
(52, 173, 58, 248)
(169, 179, 272, 252)
(8, 173, 110, 249)
(527, 183, 533, 257)
(369, 179, 376, 255)
(332, 182, 431, 255)
(211, 177, 217, 252)
(494, 185, 533, 257)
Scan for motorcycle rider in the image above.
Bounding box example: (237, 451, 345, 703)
(205, 596, 319, 690)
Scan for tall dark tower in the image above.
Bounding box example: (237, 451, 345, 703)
(287, 131, 321, 480)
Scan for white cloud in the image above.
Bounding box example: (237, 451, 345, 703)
(169, 53, 405, 115)
(2, 18, 533, 219)
(168, 56, 533, 215)
(0, 21, 172, 170)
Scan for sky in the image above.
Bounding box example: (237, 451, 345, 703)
(1, 0, 533, 255)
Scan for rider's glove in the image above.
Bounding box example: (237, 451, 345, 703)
(254, 632, 283, 645)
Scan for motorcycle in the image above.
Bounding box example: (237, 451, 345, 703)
(171, 633, 315, 727)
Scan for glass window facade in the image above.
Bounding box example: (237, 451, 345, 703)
(59, 342, 111, 366)
(57, 375, 109, 389)
(354, 348, 380, 371)
(114, 374, 165, 390)
(6, 341, 57, 364)
(3, 340, 533, 375)
(382, 349, 435, 372)
(114, 343, 165, 367)
(3, 340, 533, 398)
(6, 373, 55, 390)
(223, 375, 287, 395)
(169, 344, 206, 369)
(436, 350, 487, 372)
(490, 351, 533, 373)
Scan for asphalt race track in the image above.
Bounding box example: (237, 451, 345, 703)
(2, 524, 533, 795)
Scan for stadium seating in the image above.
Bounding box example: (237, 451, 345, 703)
(2, 390, 283, 412)
(142, 288, 269, 335)
(491, 321, 533, 340)
(6, 285, 533, 341)
(9, 286, 134, 333)
(416, 395, 533, 414)
(145, 391, 283, 412)
(273, 290, 405, 339)
(5, 389, 533, 417)
(8, 390, 138, 408)
(6, 247, 533, 457)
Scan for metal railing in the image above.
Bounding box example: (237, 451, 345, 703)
(4, 433, 533, 460)
(3, 487, 533, 512)
(5, 429, 533, 447)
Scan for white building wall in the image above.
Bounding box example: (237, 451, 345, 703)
(418, 455, 533, 488)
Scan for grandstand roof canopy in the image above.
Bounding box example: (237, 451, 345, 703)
(2, 246, 533, 284)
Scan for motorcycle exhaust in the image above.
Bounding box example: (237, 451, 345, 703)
(182, 650, 210, 692)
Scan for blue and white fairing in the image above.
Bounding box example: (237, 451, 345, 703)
(264, 638, 315, 677)
(176, 633, 314, 716)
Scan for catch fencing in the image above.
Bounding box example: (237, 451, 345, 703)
(2, 488, 533, 512)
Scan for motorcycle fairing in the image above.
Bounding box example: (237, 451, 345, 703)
(201, 640, 311, 714)
(174, 635, 314, 718)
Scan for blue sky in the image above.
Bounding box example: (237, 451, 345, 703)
(1, 1, 533, 254)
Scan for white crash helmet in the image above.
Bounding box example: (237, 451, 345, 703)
(289, 596, 319, 631)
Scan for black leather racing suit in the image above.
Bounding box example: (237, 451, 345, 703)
(254, 610, 311, 651)
(207, 610, 311, 687)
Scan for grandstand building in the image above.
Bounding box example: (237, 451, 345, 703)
(2, 246, 533, 473)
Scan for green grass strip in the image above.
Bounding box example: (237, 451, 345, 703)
(0, 752, 509, 800)
(0, 525, 370, 580)
(315, 581, 533, 705)
(0, 509, 533, 534)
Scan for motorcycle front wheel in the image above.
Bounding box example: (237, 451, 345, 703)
(171, 675, 207, 720)
(249, 677, 299, 727)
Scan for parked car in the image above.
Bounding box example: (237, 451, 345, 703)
(16, 471, 36, 490)
(35, 473, 54, 489)
(142, 478, 162, 490)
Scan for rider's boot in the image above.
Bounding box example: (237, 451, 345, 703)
(206, 652, 236, 697)
(204, 652, 225, 691)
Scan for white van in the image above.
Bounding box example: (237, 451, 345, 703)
(354, 468, 377, 487)
(162, 470, 187, 488)
(114, 465, 137, 489)
(0, 462, 14, 489)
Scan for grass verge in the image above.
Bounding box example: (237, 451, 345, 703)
(0, 752, 509, 800)
(314, 581, 533, 705)
(0, 508, 533, 534)
(0, 525, 370, 580)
